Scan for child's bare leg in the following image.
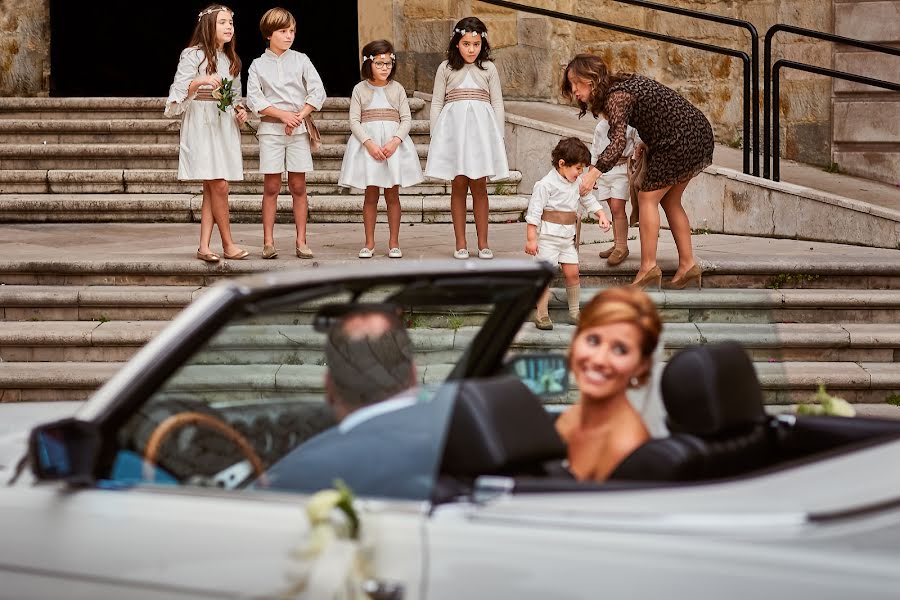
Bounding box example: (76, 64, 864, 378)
(362, 185, 379, 250)
(470, 176, 489, 250)
(261, 173, 281, 247)
(199, 181, 215, 253)
(287, 172, 309, 248)
(208, 178, 241, 254)
(608, 198, 628, 250)
(450, 175, 469, 251)
(385, 185, 401, 248)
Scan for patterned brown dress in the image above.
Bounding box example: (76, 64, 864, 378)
(594, 75, 714, 191)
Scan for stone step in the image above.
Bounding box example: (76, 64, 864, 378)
(5, 285, 900, 325)
(0, 169, 522, 196)
(3, 320, 898, 364)
(0, 118, 434, 145)
(0, 97, 427, 120)
(549, 288, 900, 324)
(0, 193, 529, 224)
(0, 142, 434, 170)
(2, 360, 896, 404)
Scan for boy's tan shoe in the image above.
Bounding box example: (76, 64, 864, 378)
(607, 247, 630, 266)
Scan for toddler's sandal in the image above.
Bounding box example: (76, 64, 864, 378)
(388, 247, 403, 259)
(453, 248, 469, 260)
(358, 247, 374, 259)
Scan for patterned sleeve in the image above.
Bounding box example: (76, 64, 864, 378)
(429, 62, 448, 132)
(302, 56, 327, 110)
(594, 90, 634, 173)
(165, 48, 201, 117)
(487, 62, 505, 135)
(395, 82, 412, 140)
(525, 181, 549, 226)
(348, 84, 370, 144)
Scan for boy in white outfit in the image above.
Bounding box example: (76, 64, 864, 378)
(526, 137, 611, 330)
(246, 7, 326, 259)
(591, 113, 641, 266)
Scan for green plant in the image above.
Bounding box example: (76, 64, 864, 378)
(886, 394, 900, 407)
(96, 314, 110, 323)
(765, 273, 819, 290)
(727, 137, 742, 149)
(446, 312, 464, 330)
(691, 227, 712, 235)
(795, 383, 855, 417)
(406, 315, 424, 329)
(823, 162, 842, 174)
(493, 183, 511, 195)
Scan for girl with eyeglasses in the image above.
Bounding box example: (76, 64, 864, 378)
(339, 40, 423, 259)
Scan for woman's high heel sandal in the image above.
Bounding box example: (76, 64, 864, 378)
(630, 265, 662, 291)
(669, 264, 703, 290)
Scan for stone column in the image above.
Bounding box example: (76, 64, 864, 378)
(832, 0, 900, 184)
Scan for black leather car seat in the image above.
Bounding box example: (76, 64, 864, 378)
(610, 342, 775, 482)
(440, 375, 567, 479)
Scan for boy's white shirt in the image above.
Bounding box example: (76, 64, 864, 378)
(591, 118, 641, 165)
(246, 49, 326, 136)
(526, 168, 603, 239)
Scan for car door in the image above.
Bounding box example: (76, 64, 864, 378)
(2, 262, 552, 599)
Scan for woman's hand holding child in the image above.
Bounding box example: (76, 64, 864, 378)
(579, 166, 601, 197)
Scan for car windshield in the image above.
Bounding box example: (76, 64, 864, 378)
(101, 274, 536, 501)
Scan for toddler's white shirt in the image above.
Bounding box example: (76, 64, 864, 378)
(526, 168, 603, 238)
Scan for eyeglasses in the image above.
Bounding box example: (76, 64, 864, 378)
(373, 61, 394, 69)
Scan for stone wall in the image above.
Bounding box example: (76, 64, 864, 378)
(0, 0, 49, 96)
(388, 0, 835, 166)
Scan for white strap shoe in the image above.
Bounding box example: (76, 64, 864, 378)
(453, 248, 470, 260)
(478, 248, 494, 260)
(358, 247, 374, 259)
(388, 247, 403, 259)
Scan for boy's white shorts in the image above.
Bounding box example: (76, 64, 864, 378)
(258, 132, 314, 174)
(595, 166, 629, 201)
(537, 234, 579, 265)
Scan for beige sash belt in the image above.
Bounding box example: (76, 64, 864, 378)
(195, 89, 217, 101)
(361, 108, 401, 123)
(445, 88, 491, 103)
(541, 210, 578, 225)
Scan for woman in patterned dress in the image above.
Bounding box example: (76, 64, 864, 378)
(562, 54, 713, 289)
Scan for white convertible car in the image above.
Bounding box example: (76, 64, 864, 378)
(2, 261, 900, 599)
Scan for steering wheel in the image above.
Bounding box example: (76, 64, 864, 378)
(143, 411, 267, 486)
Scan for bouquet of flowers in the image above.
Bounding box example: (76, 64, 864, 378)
(212, 77, 257, 138)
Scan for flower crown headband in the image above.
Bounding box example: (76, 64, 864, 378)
(453, 28, 487, 39)
(198, 7, 231, 21)
(362, 53, 396, 63)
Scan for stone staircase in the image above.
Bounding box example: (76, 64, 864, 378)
(0, 97, 526, 223)
(0, 97, 898, 414)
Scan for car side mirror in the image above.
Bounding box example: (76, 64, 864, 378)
(29, 418, 102, 485)
(505, 354, 570, 400)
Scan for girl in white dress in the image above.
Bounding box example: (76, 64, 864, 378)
(165, 4, 248, 262)
(425, 17, 509, 260)
(339, 40, 423, 259)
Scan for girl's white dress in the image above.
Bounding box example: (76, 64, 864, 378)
(425, 71, 509, 181)
(338, 82, 423, 189)
(165, 47, 244, 182)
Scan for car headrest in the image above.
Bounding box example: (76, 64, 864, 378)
(440, 375, 566, 477)
(661, 342, 765, 437)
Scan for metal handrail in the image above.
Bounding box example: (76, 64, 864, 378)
(604, 0, 760, 175)
(764, 24, 900, 180)
(771, 60, 900, 181)
(476, 0, 756, 175)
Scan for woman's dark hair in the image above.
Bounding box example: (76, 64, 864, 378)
(188, 5, 241, 78)
(561, 54, 632, 118)
(551, 137, 591, 167)
(447, 16, 491, 70)
(360, 39, 397, 81)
